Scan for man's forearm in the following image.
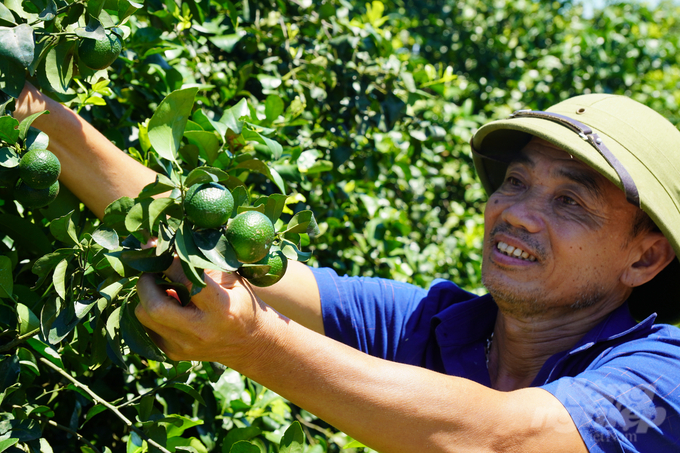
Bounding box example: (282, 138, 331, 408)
(14, 83, 158, 218)
(237, 309, 587, 453)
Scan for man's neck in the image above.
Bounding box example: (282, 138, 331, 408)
(487, 300, 624, 391)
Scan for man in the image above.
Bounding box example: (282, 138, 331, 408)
(15, 85, 680, 452)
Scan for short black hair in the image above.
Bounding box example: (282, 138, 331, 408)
(632, 209, 659, 238)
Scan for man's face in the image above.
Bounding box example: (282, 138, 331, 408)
(481, 138, 643, 317)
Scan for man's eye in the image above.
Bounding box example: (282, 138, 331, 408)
(556, 195, 579, 206)
(506, 176, 522, 186)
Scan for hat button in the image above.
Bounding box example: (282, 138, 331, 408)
(576, 107, 586, 114)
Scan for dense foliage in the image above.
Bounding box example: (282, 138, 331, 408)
(2, 0, 680, 451)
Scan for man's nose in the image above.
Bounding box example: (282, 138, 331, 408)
(499, 192, 546, 233)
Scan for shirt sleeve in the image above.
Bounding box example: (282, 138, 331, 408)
(541, 326, 680, 453)
(311, 267, 428, 361)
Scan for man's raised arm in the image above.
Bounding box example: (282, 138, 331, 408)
(14, 82, 158, 219)
(13, 83, 324, 332)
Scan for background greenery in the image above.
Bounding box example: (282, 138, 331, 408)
(3, 0, 680, 451)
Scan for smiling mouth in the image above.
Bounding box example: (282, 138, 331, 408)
(496, 241, 537, 262)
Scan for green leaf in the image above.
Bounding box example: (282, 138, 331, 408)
(257, 132, 283, 161)
(120, 298, 165, 361)
(38, 0, 57, 21)
(230, 185, 249, 210)
(171, 382, 206, 406)
(125, 198, 153, 233)
(148, 197, 178, 231)
(209, 32, 246, 53)
(0, 57, 24, 98)
(49, 210, 79, 245)
(148, 87, 200, 163)
(192, 229, 240, 272)
(184, 167, 230, 187)
(0, 355, 20, 390)
(229, 441, 260, 453)
(235, 159, 286, 195)
(0, 438, 19, 452)
(26, 338, 63, 369)
(137, 174, 178, 199)
(279, 422, 305, 453)
(0, 24, 34, 67)
(48, 296, 80, 344)
(0, 3, 16, 25)
(283, 210, 319, 236)
(104, 196, 136, 234)
(185, 130, 221, 165)
(99, 278, 127, 303)
(264, 94, 284, 122)
(0, 214, 52, 256)
(156, 222, 176, 256)
(222, 426, 262, 453)
(87, 0, 106, 19)
(219, 98, 249, 136)
(280, 240, 312, 263)
(43, 38, 76, 94)
(92, 226, 120, 250)
(105, 306, 126, 368)
(82, 404, 107, 426)
(18, 111, 48, 141)
(0, 117, 19, 144)
(175, 222, 224, 272)
(120, 248, 174, 273)
(53, 258, 68, 300)
(17, 303, 39, 335)
(24, 128, 49, 151)
(0, 256, 12, 299)
(0, 147, 20, 168)
(254, 194, 288, 225)
(32, 248, 75, 284)
(158, 414, 203, 438)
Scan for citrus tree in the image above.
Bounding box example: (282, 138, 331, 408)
(3, 0, 680, 451)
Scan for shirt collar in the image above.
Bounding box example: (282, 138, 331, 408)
(432, 295, 657, 352)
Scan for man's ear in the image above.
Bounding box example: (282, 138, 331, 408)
(622, 233, 676, 288)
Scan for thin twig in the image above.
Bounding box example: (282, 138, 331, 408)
(45, 418, 103, 453)
(39, 358, 172, 453)
(0, 327, 41, 353)
(117, 365, 194, 409)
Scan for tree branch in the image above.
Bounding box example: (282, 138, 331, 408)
(38, 357, 172, 453)
(0, 327, 41, 353)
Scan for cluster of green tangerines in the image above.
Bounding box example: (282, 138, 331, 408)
(0, 148, 61, 208)
(183, 182, 287, 287)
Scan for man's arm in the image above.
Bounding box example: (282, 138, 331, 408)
(136, 265, 587, 453)
(13, 83, 159, 218)
(14, 83, 326, 332)
(248, 260, 324, 334)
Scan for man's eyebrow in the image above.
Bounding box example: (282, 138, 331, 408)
(554, 167, 605, 202)
(508, 152, 606, 202)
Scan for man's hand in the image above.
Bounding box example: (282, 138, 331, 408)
(135, 262, 281, 367)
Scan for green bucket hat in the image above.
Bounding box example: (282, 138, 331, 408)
(471, 94, 680, 323)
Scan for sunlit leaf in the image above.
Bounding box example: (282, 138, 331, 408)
(148, 87, 199, 162)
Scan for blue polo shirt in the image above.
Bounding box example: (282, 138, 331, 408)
(312, 267, 680, 452)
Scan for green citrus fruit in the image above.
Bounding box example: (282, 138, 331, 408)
(14, 180, 60, 208)
(226, 211, 275, 263)
(18, 149, 61, 189)
(78, 29, 123, 70)
(238, 248, 288, 287)
(184, 182, 234, 229)
(0, 166, 19, 188)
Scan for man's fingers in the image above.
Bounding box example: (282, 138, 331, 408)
(136, 272, 198, 328)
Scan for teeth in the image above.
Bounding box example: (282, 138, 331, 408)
(496, 241, 536, 262)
